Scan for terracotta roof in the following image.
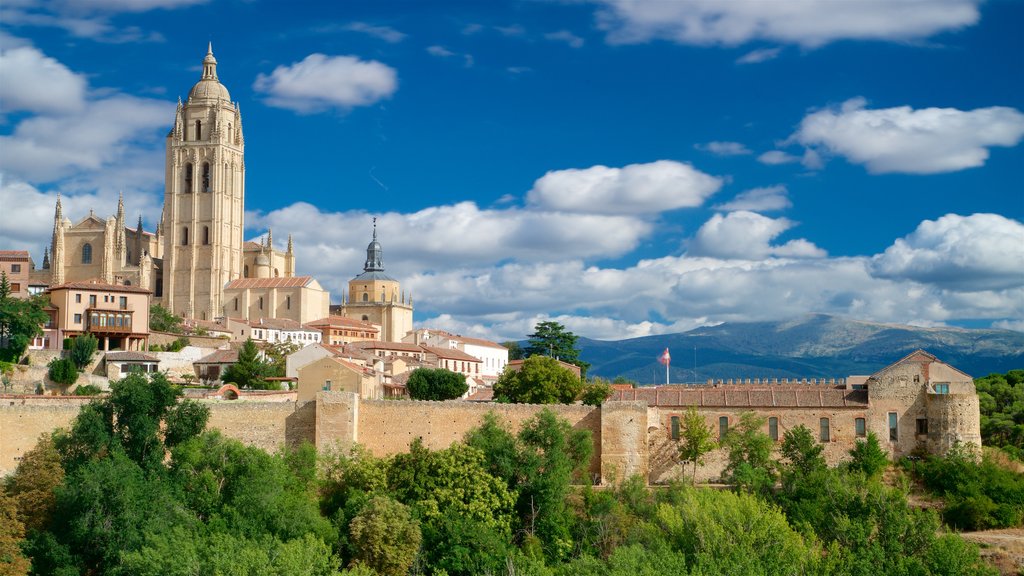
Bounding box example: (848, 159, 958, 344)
(453, 335, 506, 349)
(421, 345, 482, 362)
(48, 279, 151, 294)
(243, 241, 263, 250)
(243, 317, 311, 331)
(353, 341, 424, 353)
(466, 388, 495, 402)
(224, 276, 314, 290)
(609, 386, 868, 408)
(306, 315, 380, 331)
(0, 250, 30, 261)
(194, 349, 239, 364)
(104, 351, 159, 362)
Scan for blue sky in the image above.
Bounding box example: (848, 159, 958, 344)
(1, 0, 1022, 341)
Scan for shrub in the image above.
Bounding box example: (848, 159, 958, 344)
(406, 368, 468, 401)
(69, 334, 98, 369)
(47, 357, 78, 386)
(73, 384, 103, 396)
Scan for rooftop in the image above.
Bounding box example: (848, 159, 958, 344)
(609, 386, 868, 408)
(224, 276, 314, 289)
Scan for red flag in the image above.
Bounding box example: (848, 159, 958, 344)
(658, 348, 671, 366)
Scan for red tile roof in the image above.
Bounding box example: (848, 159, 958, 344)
(421, 345, 482, 362)
(194, 349, 239, 364)
(0, 250, 30, 261)
(609, 386, 868, 408)
(306, 315, 380, 331)
(224, 276, 314, 289)
(49, 279, 152, 294)
(353, 341, 424, 353)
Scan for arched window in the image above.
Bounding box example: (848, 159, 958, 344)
(362, 292, 368, 302)
(244, 265, 249, 277)
(184, 163, 193, 193)
(81, 243, 92, 264)
(202, 162, 211, 192)
(227, 122, 232, 142)
(286, 296, 291, 309)
(203, 226, 210, 245)
(234, 297, 238, 311)
(274, 268, 279, 277)
(124, 280, 131, 286)
(182, 227, 189, 245)
(259, 297, 264, 310)
(195, 119, 202, 140)
(362, 315, 369, 321)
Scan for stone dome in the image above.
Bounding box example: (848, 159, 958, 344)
(255, 252, 270, 266)
(188, 44, 231, 102)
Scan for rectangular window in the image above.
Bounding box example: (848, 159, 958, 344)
(119, 296, 127, 309)
(10, 264, 20, 273)
(719, 416, 729, 440)
(934, 383, 949, 394)
(855, 417, 866, 437)
(89, 295, 96, 307)
(73, 313, 82, 324)
(670, 416, 680, 440)
(10, 283, 20, 292)
(768, 417, 779, 441)
(916, 418, 929, 436)
(888, 412, 898, 442)
(75, 294, 81, 303)
(820, 418, 830, 442)
(323, 380, 332, 391)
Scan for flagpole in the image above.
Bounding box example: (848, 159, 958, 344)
(665, 360, 669, 386)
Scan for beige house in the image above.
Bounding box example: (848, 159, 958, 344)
(420, 345, 483, 378)
(225, 317, 322, 346)
(0, 250, 32, 299)
(43, 280, 151, 351)
(222, 276, 330, 325)
(296, 356, 378, 402)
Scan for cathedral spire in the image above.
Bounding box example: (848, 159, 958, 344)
(267, 228, 273, 250)
(286, 234, 294, 254)
(363, 218, 384, 272)
(202, 42, 218, 81)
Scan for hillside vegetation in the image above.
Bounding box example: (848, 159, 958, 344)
(2, 372, 1009, 575)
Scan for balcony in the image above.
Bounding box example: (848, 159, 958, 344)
(86, 311, 135, 334)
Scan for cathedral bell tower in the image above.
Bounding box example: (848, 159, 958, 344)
(162, 44, 245, 320)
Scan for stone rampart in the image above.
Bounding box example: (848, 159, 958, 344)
(0, 396, 90, 476)
(927, 393, 982, 455)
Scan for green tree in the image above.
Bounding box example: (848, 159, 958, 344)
(780, 424, 825, 478)
(4, 435, 64, 534)
(69, 334, 98, 369)
(148, 303, 182, 334)
(0, 274, 48, 363)
(0, 491, 31, 576)
(493, 355, 582, 404)
(847, 432, 888, 478)
(580, 378, 612, 406)
(265, 340, 299, 378)
(502, 340, 525, 361)
(678, 406, 716, 482)
(517, 409, 593, 561)
(348, 496, 421, 576)
(523, 320, 590, 377)
(721, 411, 776, 496)
(47, 357, 79, 387)
(221, 339, 274, 389)
(406, 367, 468, 400)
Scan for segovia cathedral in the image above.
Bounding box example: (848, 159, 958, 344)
(30, 45, 413, 334)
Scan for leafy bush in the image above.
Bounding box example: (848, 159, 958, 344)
(406, 367, 468, 401)
(47, 357, 79, 386)
(73, 384, 103, 396)
(69, 334, 98, 369)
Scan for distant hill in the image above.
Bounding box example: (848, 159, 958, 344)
(577, 315, 1024, 384)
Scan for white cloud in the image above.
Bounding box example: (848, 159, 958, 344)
(715, 185, 791, 212)
(688, 211, 825, 260)
(545, 30, 585, 48)
(736, 47, 782, 64)
(2, 0, 199, 41)
(870, 213, 1024, 291)
(793, 98, 1024, 174)
(253, 54, 397, 113)
(992, 319, 1024, 333)
(0, 95, 170, 182)
(696, 141, 751, 156)
(591, 0, 981, 47)
(0, 45, 86, 114)
(426, 45, 455, 57)
(496, 25, 526, 37)
(526, 160, 722, 215)
(757, 150, 800, 165)
(342, 22, 406, 43)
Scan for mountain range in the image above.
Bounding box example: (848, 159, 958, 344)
(577, 315, 1024, 384)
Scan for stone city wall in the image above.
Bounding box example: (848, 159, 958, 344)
(0, 396, 90, 476)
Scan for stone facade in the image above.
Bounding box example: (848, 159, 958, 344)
(334, 223, 413, 343)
